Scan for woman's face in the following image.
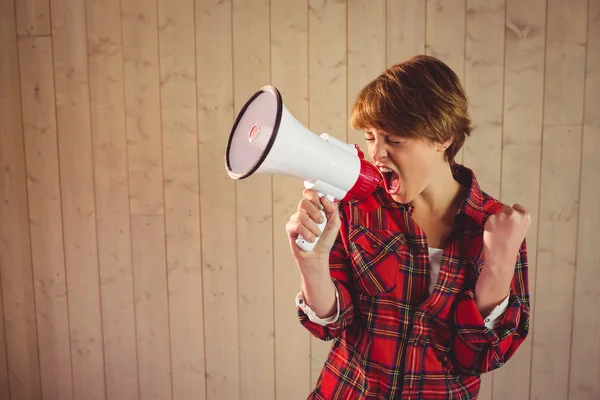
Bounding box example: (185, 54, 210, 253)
(364, 129, 449, 204)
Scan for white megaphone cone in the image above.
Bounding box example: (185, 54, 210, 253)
(225, 85, 382, 251)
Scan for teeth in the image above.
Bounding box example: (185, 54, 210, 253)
(378, 167, 392, 173)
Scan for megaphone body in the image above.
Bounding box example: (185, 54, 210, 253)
(225, 86, 382, 251)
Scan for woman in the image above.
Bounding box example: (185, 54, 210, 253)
(286, 55, 531, 399)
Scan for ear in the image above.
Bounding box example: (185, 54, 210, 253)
(436, 138, 453, 152)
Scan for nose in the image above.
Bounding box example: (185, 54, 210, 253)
(370, 138, 387, 162)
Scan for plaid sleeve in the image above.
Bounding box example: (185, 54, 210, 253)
(452, 239, 530, 374)
(298, 206, 355, 341)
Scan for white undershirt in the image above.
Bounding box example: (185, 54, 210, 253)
(427, 247, 444, 294)
(296, 247, 510, 329)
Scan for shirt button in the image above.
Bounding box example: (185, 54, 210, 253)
(299, 299, 303, 304)
(485, 318, 490, 322)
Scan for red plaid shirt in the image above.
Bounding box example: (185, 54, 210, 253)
(298, 164, 530, 399)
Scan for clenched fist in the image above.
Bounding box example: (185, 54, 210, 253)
(285, 189, 342, 269)
(475, 203, 531, 315)
(483, 203, 531, 268)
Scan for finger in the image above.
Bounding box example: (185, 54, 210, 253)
(287, 219, 318, 243)
(299, 198, 325, 225)
(321, 199, 341, 233)
(300, 212, 324, 238)
(303, 189, 323, 210)
(292, 212, 323, 238)
(512, 203, 527, 213)
(321, 197, 340, 222)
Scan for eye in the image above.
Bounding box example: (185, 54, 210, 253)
(387, 137, 404, 145)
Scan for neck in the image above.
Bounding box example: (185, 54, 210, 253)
(411, 163, 465, 217)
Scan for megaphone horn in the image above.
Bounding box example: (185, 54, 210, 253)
(225, 85, 382, 251)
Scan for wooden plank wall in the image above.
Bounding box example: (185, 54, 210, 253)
(0, 0, 598, 399)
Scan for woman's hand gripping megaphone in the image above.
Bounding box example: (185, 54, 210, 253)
(286, 189, 341, 261)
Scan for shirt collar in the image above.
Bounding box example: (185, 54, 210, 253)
(450, 163, 486, 226)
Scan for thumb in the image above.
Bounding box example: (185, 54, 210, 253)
(306, 197, 340, 254)
(320, 197, 341, 236)
(512, 203, 527, 213)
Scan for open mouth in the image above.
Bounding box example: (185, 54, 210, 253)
(378, 167, 401, 195)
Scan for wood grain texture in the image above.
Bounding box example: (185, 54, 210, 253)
(531, 125, 582, 400)
(86, 0, 140, 398)
(121, 0, 165, 215)
(131, 215, 173, 400)
(425, 0, 466, 163)
(18, 35, 74, 400)
(196, 0, 240, 398)
(232, 0, 275, 398)
(425, 0, 466, 80)
(463, 0, 505, 200)
(0, 288, 9, 400)
(543, 0, 588, 126)
(463, 2, 506, 397)
(530, 0, 588, 398)
(158, 0, 206, 398)
(0, 1, 42, 398)
(386, 0, 426, 64)
(15, 0, 50, 36)
(308, 0, 346, 388)
(569, 1, 600, 398)
(493, 0, 547, 398)
(271, 0, 311, 398)
(0, 2, 598, 398)
(50, 0, 106, 397)
(347, 0, 386, 150)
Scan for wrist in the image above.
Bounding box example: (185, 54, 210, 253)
(475, 288, 509, 312)
(297, 257, 330, 279)
(484, 245, 520, 269)
(299, 275, 336, 318)
(483, 254, 514, 271)
(475, 274, 511, 317)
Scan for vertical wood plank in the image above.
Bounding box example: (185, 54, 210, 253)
(386, 0, 426, 64)
(425, 0, 466, 81)
(86, 0, 140, 398)
(493, 0, 547, 398)
(308, 0, 346, 388)
(531, 125, 582, 400)
(232, 0, 275, 398)
(121, 0, 165, 215)
(18, 35, 74, 400)
(425, 0, 466, 163)
(131, 215, 173, 400)
(196, 0, 239, 399)
(569, 1, 600, 398)
(0, 287, 9, 400)
(531, 1, 588, 397)
(15, 0, 51, 36)
(0, 0, 42, 398)
(158, 0, 206, 398)
(463, 4, 506, 396)
(348, 0, 386, 149)
(463, 0, 505, 200)
(50, 0, 107, 397)
(543, 0, 588, 127)
(271, 0, 311, 398)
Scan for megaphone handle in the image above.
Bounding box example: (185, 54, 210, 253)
(295, 193, 333, 252)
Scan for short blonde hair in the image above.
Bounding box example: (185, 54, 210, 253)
(350, 55, 472, 163)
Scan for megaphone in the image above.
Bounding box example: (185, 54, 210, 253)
(224, 85, 382, 251)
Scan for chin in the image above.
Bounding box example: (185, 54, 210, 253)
(391, 188, 414, 205)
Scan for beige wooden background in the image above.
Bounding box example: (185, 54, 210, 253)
(0, 0, 598, 399)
